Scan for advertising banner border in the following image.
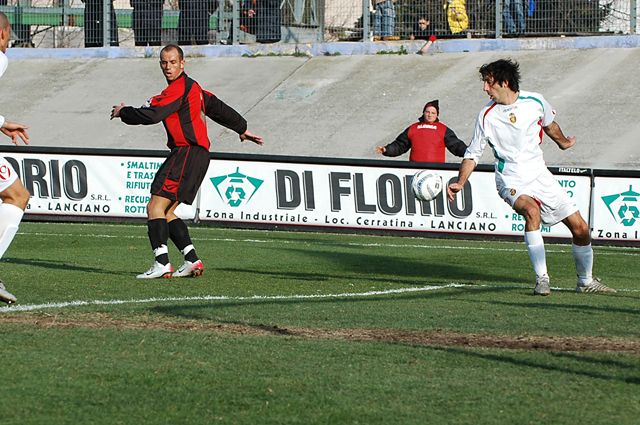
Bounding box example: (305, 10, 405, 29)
(2, 147, 638, 246)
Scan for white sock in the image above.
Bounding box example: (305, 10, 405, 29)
(0, 203, 24, 259)
(153, 244, 168, 257)
(182, 244, 194, 256)
(572, 243, 593, 285)
(525, 230, 547, 278)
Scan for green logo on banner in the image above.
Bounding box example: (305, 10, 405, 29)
(601, 185, 640, 227)
(210, 167, 263, 207)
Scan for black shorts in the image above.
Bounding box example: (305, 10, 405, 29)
(151, 146, 210, 205)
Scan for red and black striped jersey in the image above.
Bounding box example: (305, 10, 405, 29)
(120, 73, 247, 150)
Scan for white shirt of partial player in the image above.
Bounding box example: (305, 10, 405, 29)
(464, 90, 556, 187)
(0, 51, 7, 128)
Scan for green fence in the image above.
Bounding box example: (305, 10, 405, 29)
(0, 6, 219, 30)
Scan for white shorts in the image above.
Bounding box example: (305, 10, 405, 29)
(496, 169, 578, 226)
(0, 157, 19, 193)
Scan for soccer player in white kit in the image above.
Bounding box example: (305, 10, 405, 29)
(447, 59, 615, 296)
(0, 12, 31, 304)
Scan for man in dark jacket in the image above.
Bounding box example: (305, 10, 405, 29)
(131, 0, 163, 46)
(111, 44, 263, 279)
(376, 100, 467, 162)
(178, 0, 210, 45)
(82, 0, 119, 47)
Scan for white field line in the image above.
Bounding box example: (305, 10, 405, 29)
(5, 283, 640, 314)
(2, 283, 638, 314)
(0, 283, 470, 313)
(17, 231, 640, 256)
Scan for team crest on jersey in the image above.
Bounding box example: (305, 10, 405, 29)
(509, 113, 517, 124)
(0, 164, 11, 181)
(510, 188, 517, 196)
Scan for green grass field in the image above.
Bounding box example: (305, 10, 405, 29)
(0, 222, 638, 425)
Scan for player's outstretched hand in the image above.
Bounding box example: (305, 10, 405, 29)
(240, 130, 264, 145)
(1, 121, 29, 145)
(110, 103, 125, 120)
(375, 146, 386, 154)
(447, 182, 463, 202)
(564, 136, 577, 149)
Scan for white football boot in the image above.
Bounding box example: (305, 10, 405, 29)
(533, 275, 551, 296)
(136, 261, 174, 279)
(0, 280, 17, 304)
(172, 260, 204, 278)
(576, 277, 616, 294)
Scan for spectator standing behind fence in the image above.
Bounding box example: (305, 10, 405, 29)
(410, 16, 437, 54)
(254, 0, 281, 43)
(373, 0, 398, 41)
(375, 100, 467, 162)
(503, 0, 526, 34)
(443, 0, 468, 35)
(236, 0, 281, 43)
(178, 0, 211, 45)
(131, 0, 163, 46)
(82, 0, 119, 47)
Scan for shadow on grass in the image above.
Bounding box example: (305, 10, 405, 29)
(214, 266, 512, 287)
(427, 345, 640, 385)
(469, 299, 640, 316)
(154, 301, 639, 385)
(2, 257, 132, 276)
(551, 351, 640, 371)
(215, 246, 526, 286)
(149, 284, 518, 320)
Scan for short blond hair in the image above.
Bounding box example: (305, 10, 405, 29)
(0, 12, 9, 30)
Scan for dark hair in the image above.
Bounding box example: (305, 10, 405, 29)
(419, 99, 439, 122)
(479, 59, 520, 92)
(161, 44, 184, 60)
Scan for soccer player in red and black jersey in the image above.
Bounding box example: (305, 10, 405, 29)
(111, 44, 263, 279)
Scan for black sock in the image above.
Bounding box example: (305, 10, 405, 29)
(147, 218, 169, 265)
(168, 218, 199, 262)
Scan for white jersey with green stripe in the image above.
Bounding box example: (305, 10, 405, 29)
(464, 90, 556, 187)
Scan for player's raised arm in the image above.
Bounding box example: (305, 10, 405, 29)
(203, 90, 247, 134)
(543, 121, 576, 150)
(447, 158, 476, 201)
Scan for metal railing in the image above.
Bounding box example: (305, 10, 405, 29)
(0, 0, 637, 48)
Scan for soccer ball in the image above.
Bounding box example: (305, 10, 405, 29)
(412, 171, 443, 201)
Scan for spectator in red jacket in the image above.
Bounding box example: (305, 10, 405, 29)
(376, 100, 466, 162)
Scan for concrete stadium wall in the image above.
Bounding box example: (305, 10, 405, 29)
(3, 35, 639, 170)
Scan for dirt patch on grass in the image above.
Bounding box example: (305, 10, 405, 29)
(2, 313, 639, 354)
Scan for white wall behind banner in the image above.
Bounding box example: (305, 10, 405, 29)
(5, 149, 637, 243)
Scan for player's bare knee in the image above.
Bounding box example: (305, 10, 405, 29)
(571, 220, 590, 243)
(519, 203, 541, 223)
(146, 201, 163, 219)
(15, 187, 30, 210)
(0, 184, 30, 210)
